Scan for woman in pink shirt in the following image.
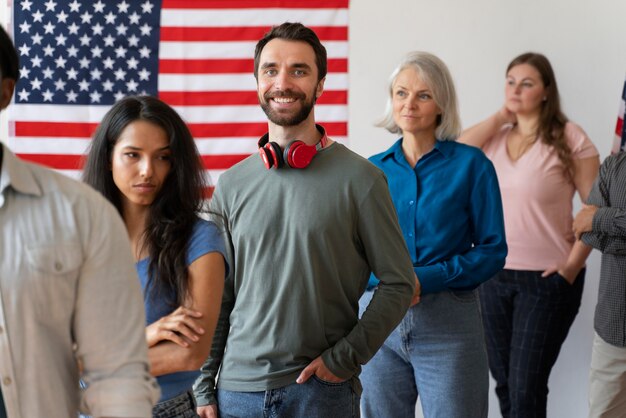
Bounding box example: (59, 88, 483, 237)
(459, 52, 600, 418)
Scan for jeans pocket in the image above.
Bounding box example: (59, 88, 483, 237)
(447, 289, 478, 303)
(312, 375, 349, 387)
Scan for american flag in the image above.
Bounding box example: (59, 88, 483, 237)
(612, 75, 626, 154)
(7, 0, 349, 184)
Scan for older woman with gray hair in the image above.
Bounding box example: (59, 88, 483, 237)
(359, 51, 507, 418)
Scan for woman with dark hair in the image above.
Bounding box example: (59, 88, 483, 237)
(359, 51, 507, 418)
(83, 96, 226, 418)
(459, 52, 600, 417)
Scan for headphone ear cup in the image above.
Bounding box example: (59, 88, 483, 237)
(285, 140, 317, 169)
(268, 142, 284, 169)
(258, 145, 274, 169)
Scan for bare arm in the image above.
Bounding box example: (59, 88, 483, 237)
(574, 205, 597, 240)
(145, 306, 205, 349)
(543, 155, 600, 282)
(573, 155, 601, 203)
(457, 107, 516, 149)
(148, 252, 225, 376)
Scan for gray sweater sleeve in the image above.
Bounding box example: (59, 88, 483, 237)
(321, 174, 415, 377)
(193, 290, 232, 406)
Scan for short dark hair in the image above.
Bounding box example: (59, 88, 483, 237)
(253, 22, 327, 82)
(0, 25, 19, 81)
(82, 96, 207, 306)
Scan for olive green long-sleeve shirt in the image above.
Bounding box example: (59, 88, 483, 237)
(194, 141, 414, 405)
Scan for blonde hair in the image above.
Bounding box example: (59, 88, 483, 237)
(377, 51, 461, 140)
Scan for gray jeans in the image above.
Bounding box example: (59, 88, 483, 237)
(153, 391, 199, 418)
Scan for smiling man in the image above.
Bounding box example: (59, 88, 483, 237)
(193, 22, 415, 418)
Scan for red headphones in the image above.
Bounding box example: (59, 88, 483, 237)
(258, 124, 329, 169)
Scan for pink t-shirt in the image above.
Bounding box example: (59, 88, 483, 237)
(483, 122, 598, 270)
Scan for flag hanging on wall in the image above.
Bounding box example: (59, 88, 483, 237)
(611, 74, 626, 154)
(7, 0, 349, 184)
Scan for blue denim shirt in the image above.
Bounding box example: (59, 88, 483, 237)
(368, 139, 507, 294)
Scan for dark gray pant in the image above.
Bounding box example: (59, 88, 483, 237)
(480, 269, 584, 418)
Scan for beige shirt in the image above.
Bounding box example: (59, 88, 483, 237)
(0, 145, 159, 417)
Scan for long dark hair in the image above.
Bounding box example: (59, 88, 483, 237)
(83, 96, 207, 306)
(507, 52, 573, 177)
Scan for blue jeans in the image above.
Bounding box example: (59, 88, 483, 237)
(359, 288, 489, 418)
(480, 269, 584, 418)
(216, 377, 360, 418)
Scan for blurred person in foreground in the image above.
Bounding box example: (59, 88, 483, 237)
(0, 25, 158, 418)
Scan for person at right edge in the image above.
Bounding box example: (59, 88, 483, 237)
(459, 52, 600, 418)
(193, 22, 415, 418)
(573, 152, 626, 418)
(359, 51, 507, 418)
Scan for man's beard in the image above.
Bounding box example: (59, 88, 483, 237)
(259, 88, 316, 127)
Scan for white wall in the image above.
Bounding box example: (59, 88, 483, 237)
(349, 1, 626, 417)
(2, 1, 625, 416)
